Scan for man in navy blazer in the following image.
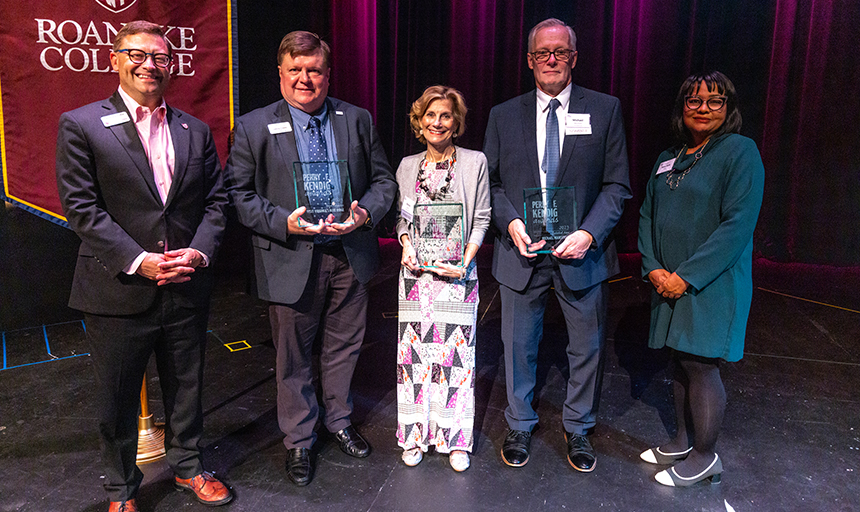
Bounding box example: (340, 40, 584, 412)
(225, 31, 396, 486)
(56, 21, 231, 511)
(483, 18, 631, 472)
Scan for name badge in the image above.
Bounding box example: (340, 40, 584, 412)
(565, 113, 591, 135)
(101, 112, 130, 127)
(656, 158, 676, 175)
(335, 110, 344, 116)
(401, 196, 415, 223)
(268, 121, 292, 134)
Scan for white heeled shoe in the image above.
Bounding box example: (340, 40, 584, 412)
(655, 453, 722, 487)
(640, 445, 692, 464)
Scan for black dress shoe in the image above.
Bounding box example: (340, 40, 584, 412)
(334, 425, 371, 458)
(501, 429, 531, 467)
(286, 447, 313, 486)
(565, 432, 596, 472)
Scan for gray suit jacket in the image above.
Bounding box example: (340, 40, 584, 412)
(225, 98, 396, 305)
(484, 84, 632, 292)
(56, 92, 228, 315)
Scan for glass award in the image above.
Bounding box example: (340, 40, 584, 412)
(523, 186, 577, 254)
(412, 202, 465, 268)
(292, 160, 353, 226)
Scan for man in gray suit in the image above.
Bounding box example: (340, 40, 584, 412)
(225, 31, 396, 486)
(483, 18, 631, 472)
(56, 21, 231, 512)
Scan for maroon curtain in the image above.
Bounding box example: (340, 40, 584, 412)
(237, 0, 860, 266)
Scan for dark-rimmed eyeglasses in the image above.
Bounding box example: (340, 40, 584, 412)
(530, 49, 576, 63)
(684, 95, 727, 111)
(116, 49, 172, 68)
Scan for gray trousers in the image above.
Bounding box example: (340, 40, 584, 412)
(270, 245, 368, 449)
(500, 258, 607, 435)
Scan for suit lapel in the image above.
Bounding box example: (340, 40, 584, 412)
(328, 98, 349, 167)
(164, 106, 189, 207)
(555, 84, 587, 185)
(106, 93, 161, 203)
(520, 91, 541, 188)
(273, 100, 301, 180)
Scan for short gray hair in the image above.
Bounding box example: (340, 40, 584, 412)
(527, 18, 576, 53)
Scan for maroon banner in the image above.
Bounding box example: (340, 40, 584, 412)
(0, 1, 236, 224)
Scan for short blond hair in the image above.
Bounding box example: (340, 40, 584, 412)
(408, 85, 467, 145)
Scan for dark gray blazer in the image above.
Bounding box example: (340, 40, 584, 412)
(56, 92, 227, 315)
(225, 97, 396, 305)
(484, 84, 632, 292)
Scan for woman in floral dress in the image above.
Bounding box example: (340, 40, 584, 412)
(394, 86, 490, 472)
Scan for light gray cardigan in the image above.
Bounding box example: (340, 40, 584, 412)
(395, 146, 491, 249)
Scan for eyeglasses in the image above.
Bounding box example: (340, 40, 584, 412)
(116, 49, 172, 68)
(684, 95, 727, 111)
(530, 49, 576, 63)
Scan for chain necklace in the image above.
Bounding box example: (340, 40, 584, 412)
(417, 149, 456, 200)
(666, 139, 710, 190)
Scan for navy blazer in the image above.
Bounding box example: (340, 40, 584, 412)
(56, 92, 228, 315)
(225, 98, 396, 305)
(484, 84, 632, 292)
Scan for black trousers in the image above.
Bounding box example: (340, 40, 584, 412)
(85, 288, 207, 501)
(270, 245, 368, 449)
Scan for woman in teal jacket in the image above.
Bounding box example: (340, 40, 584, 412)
(637, 71, 764, 487)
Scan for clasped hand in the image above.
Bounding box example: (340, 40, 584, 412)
(648, 269, 689, 299)
(287, 201, 368, 236)
(136, 248, 203, 286)
(508, 219, 592, 260)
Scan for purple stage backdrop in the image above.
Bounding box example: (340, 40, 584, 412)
(238, 0, 859, 266)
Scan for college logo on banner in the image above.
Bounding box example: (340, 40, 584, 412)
(0, 1, 237, 225)
(95, 0, 138, 14)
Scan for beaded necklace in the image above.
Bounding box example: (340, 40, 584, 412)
(417, 149, 456, 200)
(666, 139, 710, 190)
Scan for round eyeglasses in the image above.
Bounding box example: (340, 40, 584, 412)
(116, 49, 172, 68)
(530, 49, 576, 63)
(684, 95, 727, 111)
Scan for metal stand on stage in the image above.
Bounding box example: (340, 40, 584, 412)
(136, 372, 166, 464)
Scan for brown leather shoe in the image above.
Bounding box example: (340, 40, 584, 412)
(108, 499, 139, 512)
(174, 471, 233, 506)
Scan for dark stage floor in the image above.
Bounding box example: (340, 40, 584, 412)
(1, 243, 858, 512)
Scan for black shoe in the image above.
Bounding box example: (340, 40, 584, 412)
(501, 429, 531, 467)
(334, 425, 371, 458)
(565, 432, 596, 472)
(286, 447, 313, 486)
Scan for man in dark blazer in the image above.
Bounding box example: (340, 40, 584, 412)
(225, 31, 396, 486)
(56, 21, 231, 512)
(483, 18, 631, 472)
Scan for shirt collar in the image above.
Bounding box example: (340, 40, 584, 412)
(536, 82, 572, 113)
(288, 100, 330, 131)
(117, 86, 167, 121)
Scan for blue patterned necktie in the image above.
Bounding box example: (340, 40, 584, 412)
(543, 98, 560, 187)
(308, 116, 327, 161)
(306, 116, 331, 209)
(306, 116, 338, 244)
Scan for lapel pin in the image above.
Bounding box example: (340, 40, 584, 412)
(181, 123, 188, 130)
